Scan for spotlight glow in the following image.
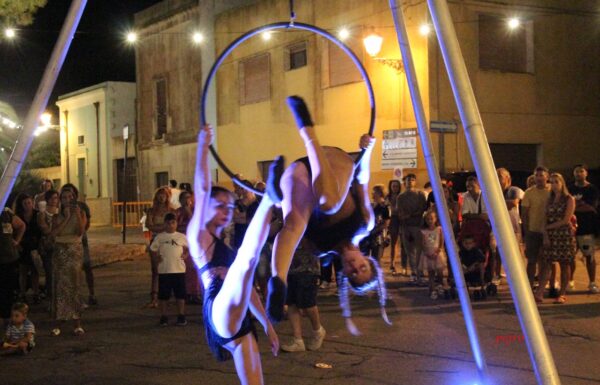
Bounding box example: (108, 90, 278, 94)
(419, 24, 431, 36)
(338, 28, 350, 40)
(508, 18, 520, 30)
(4, 28, 15, 39)
(126, 31, 138, 43)
(40, 113, 52, 127)
(261, 31, 272, 41)
(192, 32, 203, 44)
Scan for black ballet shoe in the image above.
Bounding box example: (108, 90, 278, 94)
(266, 155, 285, 204)
(266, 276, 287, 324)
(286, 95, 314, 129)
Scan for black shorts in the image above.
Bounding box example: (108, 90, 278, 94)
(158, 273, 186, 300)
(286, 273, 319, 309)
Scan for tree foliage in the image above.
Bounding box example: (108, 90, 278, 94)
(0, 0, 47, 26)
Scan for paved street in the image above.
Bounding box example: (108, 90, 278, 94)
(1, 238, 599, 385)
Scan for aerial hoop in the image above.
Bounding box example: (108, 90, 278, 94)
(200, 21, 376, 195)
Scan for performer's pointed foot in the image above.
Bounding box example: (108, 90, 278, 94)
(266, 155, 285, 204)
(267, 276, 287, 324)
(286, 96, 313, 129)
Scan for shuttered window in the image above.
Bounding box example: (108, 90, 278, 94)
(240, 53, 270, 105)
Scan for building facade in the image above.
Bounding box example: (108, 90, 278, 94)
(56, 81, 137, 226)
(134, 0, 600, 191)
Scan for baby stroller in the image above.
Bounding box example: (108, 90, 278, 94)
(445, 217, 497, 300)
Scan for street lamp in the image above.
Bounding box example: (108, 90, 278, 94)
(363, 30, 404, 73)
(192, 31, 203, 44)
(126, 31, 138, 44)
(4, 27, 16, 39)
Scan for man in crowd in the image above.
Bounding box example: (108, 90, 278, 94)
(568, 164, 599, 293)
(397, 174, 427, 282)
(521, 167, 551, 289)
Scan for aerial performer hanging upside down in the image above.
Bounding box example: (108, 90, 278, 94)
(187, 125, 283, 385)
(267, 96, 390, 335)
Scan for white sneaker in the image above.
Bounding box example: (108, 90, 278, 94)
(319, 282, 330, 290)
(306, 326, 326, 351)
(589, 282, 599, 294)
(430, 291, 439, 300)
(281, 338, 306, 352)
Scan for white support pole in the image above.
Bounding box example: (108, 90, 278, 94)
(426, 1, 561, 384)
(388, 1, 489, 382)
(0, 0, 88, 208)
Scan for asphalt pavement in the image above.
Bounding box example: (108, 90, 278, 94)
(1, 246, 599, 385)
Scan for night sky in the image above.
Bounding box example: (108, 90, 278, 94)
(0, 0, 163, 120)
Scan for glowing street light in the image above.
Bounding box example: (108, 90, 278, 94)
(363, 32, 383, 58)
(261, 31, 272, 41)
(338, 28, 350, 41)
(419, 24, 431, 36)
(507, 17, 520, 30)
(4, 27, 16, 39)
(126, 31, 138, 44)
(192, 32, 203, 44)
(40, 112, 52, 127)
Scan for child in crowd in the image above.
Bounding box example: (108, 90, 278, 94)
(2, 303, 35, 355)
(420, 210, 445, 299)
(281, 238, 326, 352)
(149, 213, 189, 326)
(459, 235, 487, 295)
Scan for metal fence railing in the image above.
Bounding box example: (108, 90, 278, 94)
(112, 201, 152, 227)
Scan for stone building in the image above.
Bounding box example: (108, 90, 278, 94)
(56, 81, 137, 226)
(134, 0, 600, 192)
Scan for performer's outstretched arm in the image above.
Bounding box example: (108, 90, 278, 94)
(188, 125, 213, 265)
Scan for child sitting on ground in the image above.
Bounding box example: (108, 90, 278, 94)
(459, 235, 487, 297)
(149, 213, 189, 326)
(2, 303, 35, 355)
(280, 238, 326, 352)
(420, 210, 445, 299)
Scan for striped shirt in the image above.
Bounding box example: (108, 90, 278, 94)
(6, 319, 35, 346)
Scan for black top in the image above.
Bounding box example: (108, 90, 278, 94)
(460, 248, 486, 267)
(20, 209, 41, 251)
(568, 183, 599, 235)
(305, 186, 368, 255)
(197, 235, 237, 275)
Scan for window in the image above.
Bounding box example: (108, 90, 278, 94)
(239, 53, 270, 105)
(77, 135, 85, 145)
(285, 42, 307, 71)
(155, 171, 169, 188)
(479, 14, 534, 73)
(327, 40, 363, 87)
(154, 78, 168, 139)
(257, 159, 274, 182)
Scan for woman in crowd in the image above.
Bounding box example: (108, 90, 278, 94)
(535, 173, 576, 304)
(187, 124, 279, 385)
(37, 189, 59, 299)
(176, 190, 201, 304)
(144, 187, 176, 308)
(50, 189, 87, 335)
(14, 193, 42, 303)
(267, 96, 389, 335)
(0, 207, 25, 327)
(386, 180, 402, 275)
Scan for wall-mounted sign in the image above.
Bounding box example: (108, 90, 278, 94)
(382, 128, 418, 170)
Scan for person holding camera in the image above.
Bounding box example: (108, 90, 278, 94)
(49, 189, 87, 336)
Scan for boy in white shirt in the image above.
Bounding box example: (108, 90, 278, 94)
(150, 213, 189, 326)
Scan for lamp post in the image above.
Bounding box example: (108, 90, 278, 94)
(363, 30, 404, 72)
(122, 124, 129, 244)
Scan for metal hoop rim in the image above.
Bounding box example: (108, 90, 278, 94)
(200, 21, 376, 195)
